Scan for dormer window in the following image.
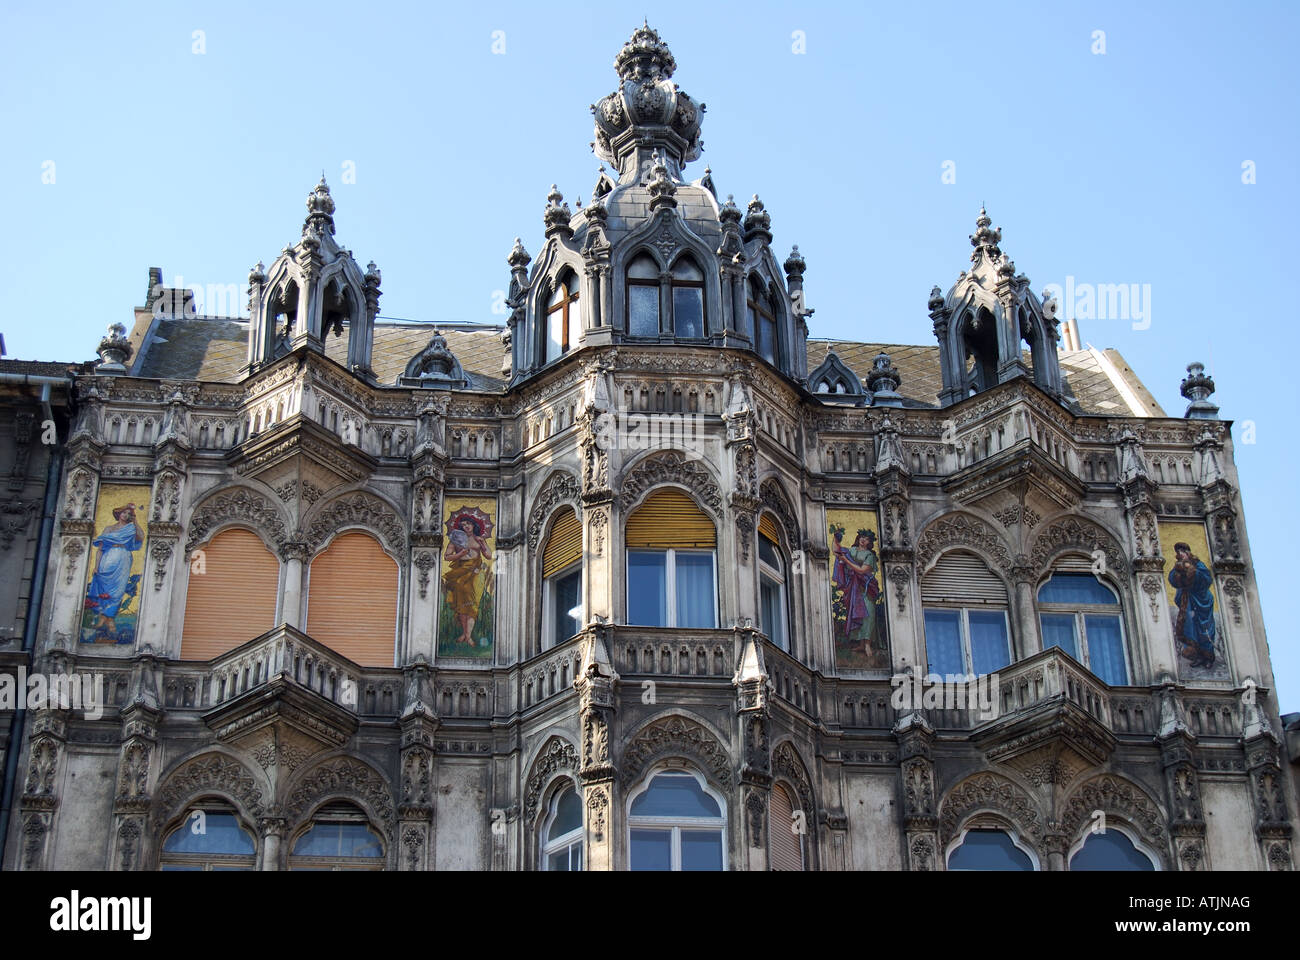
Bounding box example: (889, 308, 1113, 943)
(670, 257, 704, 338)
(747, 277, 780, 366)
(546, 272, 581, 363)
(627, 254, 661, 336)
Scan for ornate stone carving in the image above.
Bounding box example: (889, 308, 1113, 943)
(746, 790, 766, 847)
(1141, 575, 1163, 619)
(524, 737, 578, 825)
(622, 715, 732, 787)
(1030, 515, 1129, 579)
(150, 539, 174, 591)
(285, 758, 394, 839)
(156, 753, 266, 821)
(939, 772, 1042, 844)
(527, 472, 581, 550)
(588, 507, 607, 557)
(185, 488, 287, 556)
(620, 452, 722, 517)
(62, 538, 85, 585)
(909, 834, 934, 871)
(1060, 775, 1164, 852)
(413, 551, 436, 600)
(305, 491, 407, 561)
(759, 478, 799, 549)
(916, 513, 1012, 573)
(586, 786, 609, 841)
(1220, 577, 1244, 625)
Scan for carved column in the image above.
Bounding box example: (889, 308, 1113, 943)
(1118, 428, 1170, 678)
(108, 656, 163, 870)
(16, 705, 68, 870)
(397, 659, 437, 871)
(875, 419, 915, 675)
(894, 713, 939, 871)
(258, 814, 287, 870)
(409, 451, 445, 663)
(578, 367, 614, 625)
(575, 628, 617, 870)
(735, 630, 770, 871)
(140, 431, 191, 653)
(1242, 700, 1293, 871)
(1158, 725, 1210, 870)
(723, 374, 759, 629)
(56, 428, 106, 639)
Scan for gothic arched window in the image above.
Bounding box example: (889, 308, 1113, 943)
(541, 784, 584, 871)
(628, 767, 726, 871)
(962, 307, 999, 394)
(757, 513, 789, 652)
(747, 277, 780, 366)
(1037, 571, 1129, 685)
(545, 272, 581, 363)
(769, 782, 805, 871)
(947, 828, 1037, 871)
(1069, 825, 1156, 871)
(541, 506, 583, 649)
(627, 254, 661, 336)
(921, 551, 1012, 677)
(180, 528, 280, 661)
(160, 806, 257, 871)
(289, 802, 385, 871)
(625, 488, 716, 629)
(670, 256, 705, 338)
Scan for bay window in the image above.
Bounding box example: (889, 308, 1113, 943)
(1038, 572, 1129, 685)
(758, 515, 789, 651)
(921, 551, 1012, 676)
(541, 506, 583, 649)
(625, 488, 716, 629)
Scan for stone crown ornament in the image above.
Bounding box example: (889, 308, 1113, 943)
(592, 23, 704, 179)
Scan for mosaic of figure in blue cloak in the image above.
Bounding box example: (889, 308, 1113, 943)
(1168, 540, 1216, 668)
(85, 502, 144, 640)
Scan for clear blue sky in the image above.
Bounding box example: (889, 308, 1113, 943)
(3, 1, 1296, 710)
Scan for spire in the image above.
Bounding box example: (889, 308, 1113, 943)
(743, 195, 772, 245)
(1181, 362, 1220, 419)
(646, 150, 677, 212)
(969, 205, 1002, 263)
(543, 185, 573, 239)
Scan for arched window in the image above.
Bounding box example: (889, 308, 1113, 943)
(322, 279, 354, 338)
(541, 784, 584, 871)
(627, 254, 661, 336)
(545, 272, 581, 363)
(160, 806, 257, 871)
(289, 802, 384, 871)
(542, 506, 583, 649)
(747, 277, 780, 365)
(269, 280, 299, 353)
(947, 828, 1036, 871)
(306, 530, 398, 667)
(1038, 572, 1129, 685)
(180, 528, 280, 661)
(963, 307, 999, 394)
(670, 257, 705, 338)
(1069, 826, 1156, 871)
(626, 488, 716, 628)
(628, 768, 726, 871)
(769, 782, 804, 871)
(921, 551, 1011, 676)
(758, 514, 789, 652)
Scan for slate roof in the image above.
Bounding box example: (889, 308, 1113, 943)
(130, 318, 1163, 416)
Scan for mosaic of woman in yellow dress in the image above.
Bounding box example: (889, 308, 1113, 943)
(440, 505, 494, 651)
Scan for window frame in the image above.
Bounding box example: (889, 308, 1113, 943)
(945, 825, 1041, 871)
(626, 765, 728, 872)
(540, 783, 585, 871)
(542, 560, 583, 650)
(544, 273, 581, 364)
(1036, 573, 1130, 686)
(625, 254, 662, 337)
(747, 278, 781, 366)
(922, 605, 1012, 677)
(287, 804, 386, 871)
(757, 530, 790, 652)
(669, 257, 706, 339)
(1066, 821, 1160, 871)
(158, 805, 258, 872)
(625, 547, 718, 629)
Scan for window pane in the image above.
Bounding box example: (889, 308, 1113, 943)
(550, 788, 583, 838)
(743, 304, 754, 338)
(672, 287, 704, 338)
(627, 551, 667, 625)
(948, 830, 1034, 870)
(163, 813, 255, 855)
(675, 552, 715, 628)
(1038, 573, 1117, 605)
(923, 609, 964, 676)
(553, 568, 582, 642)
(630, 829, 672, 871)
(760, 316, 777, 363)
(628, 255, 659, 280)
(1070, 831, 1153, 871)
(630, 774, 722, 818)
(292, 822, 382, 858)
(761, 577, 786, 650)
(671, 258, 703, 281)
(681, 831, 724, 871)
(546, 309, 564, 362)
(969, 610, 1011, 675)
(548, 849, 572, 871)
(1085, 614, 1128, 685)
(629, 285, 659, 336)
(758, 534, 780, 570)
(1040, 613, 1079, 660)
(568, 300, 581, 350)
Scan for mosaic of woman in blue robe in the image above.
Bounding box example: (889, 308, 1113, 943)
(1168, 541, 1216, 668)
(85, 502, 144, 640)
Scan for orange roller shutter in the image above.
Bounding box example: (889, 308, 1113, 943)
(625, 488, 716, 549)
(307, 531, 398, 667)
(542, 507, 582, 579)
(769, 782, 804, 871)
(180, 528, 281, 660)
(758, 512, 781, 545)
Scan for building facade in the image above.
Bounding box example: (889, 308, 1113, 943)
(1, 24, 1295, 872)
